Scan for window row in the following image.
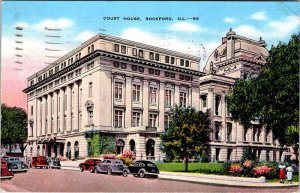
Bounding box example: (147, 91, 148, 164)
(114, 110, 171, 129)
(114, 82, 188, 107)
(113, 43, 191, 67)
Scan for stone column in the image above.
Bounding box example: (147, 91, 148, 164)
(207, 88, 214, 115)
(47, 94, 52, 135)
(158, 82, 165, 131)
(174, 85, 179, 106)
(66, 85, 72, 132)
(221, 95, 226, 142)
(59, 88, 64, 133)
(53, 91, 58, 134)
(142, 80, 149, 127)
(36, 98, 41, 137)
(73, 82, 79, 131)
(125, 77, 132, 128)
(42, 96, 46, 136)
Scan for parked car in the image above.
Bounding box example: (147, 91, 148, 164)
(5, 157, 29, 172)
(95, 159, 125, 175)
(47, 157, 61, 169)
(1, 159, 14, 179)
(79, 159, 102, 173)
(30, 156, 49, 169)
(122, 160, 159, 178)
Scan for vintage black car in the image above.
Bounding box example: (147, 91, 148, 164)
(47, 157, 61, 169)
(4, 157, 29, 172)
(122, 160, 159, 178)
(95, 159, 125, 175)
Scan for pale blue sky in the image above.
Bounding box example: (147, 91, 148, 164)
(2, 1, 300, 69)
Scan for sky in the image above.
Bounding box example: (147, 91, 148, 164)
(1, 1, 300, 110)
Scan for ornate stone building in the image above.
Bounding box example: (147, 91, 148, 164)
(23, 30, 284, 162)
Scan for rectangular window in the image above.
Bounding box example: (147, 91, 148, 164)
(79, 53, 81, 59)
(49, 69, 53, 76)
(55, 66, 59, 73)
(155, 53, 160, 61)
(31, 106, 33, 115)
(179, 92, 187, 107)
(201, 95, 207, 108)
(149, 114, 157, 127)
(121, 45, 126, 54)
(185, 60, 190, 67)
(114, 44, 119, 52)
(215, 95, 221, 115)
(149, 87, 157, 104)
(138, 49, 144, 58)
(114, 82, 123, 100)
(89, 82, 93, 97)
(88, 111, 93, 125)
(171, 57, 175, 64)
(165, 90, 172, 107)
(71, 57, 73, 64)
(165, 56, 170, 63)
(132, 84, 141, 102)
(243, 127, 247, 141)
(226, 123, 232, 141)
(132, 48, 137, 56)
(132, 112, 141, 127)
(164, 114, 171, 130)
(91, 44, 94, 52)
(149, 52, 154, 60)
(88, 47, 91, 53)
(114, 110, 123, 128)
(215, 122, 221, 141)
(180, 59, 184, 66)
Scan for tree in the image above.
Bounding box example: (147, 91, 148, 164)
(1, 104, 28, 156)
(227, 33, 299, 146)
(161, 105, 211, 172)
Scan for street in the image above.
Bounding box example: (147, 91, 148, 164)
(1, 169, 298, 192)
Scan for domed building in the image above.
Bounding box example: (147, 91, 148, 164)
(200, 29, 283, 162)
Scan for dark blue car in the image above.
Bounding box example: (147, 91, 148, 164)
(122, 160, 159, 178)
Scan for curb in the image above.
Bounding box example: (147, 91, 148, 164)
(59, 166, 299, 188)
(158, 176, 299, 188)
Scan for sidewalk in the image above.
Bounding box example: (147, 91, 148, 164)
(59, 160, 299, 188)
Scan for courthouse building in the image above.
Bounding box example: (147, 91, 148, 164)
(23, 29, 284, 162)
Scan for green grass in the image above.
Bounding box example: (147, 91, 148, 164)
(266, 175, 299, 183)
(156, 162, 222, 172)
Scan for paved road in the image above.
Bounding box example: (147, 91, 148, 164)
(1, 169, 298, 192)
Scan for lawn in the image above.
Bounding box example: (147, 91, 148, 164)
(156, 162, 222, 172)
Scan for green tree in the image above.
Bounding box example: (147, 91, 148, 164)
(227, 33, 299, 146)
(161, 105, 211, 172)
(1, 104, 27, 156)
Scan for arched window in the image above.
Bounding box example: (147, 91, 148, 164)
(129, 139, 136, 152)
(116, 139, 125, 154)
(54, 144, 58, 157)
(42, 145, 45, 156)
(74, 141, 79, 159)
(66, 142, 71, 159)
(146, 139, 155, 160)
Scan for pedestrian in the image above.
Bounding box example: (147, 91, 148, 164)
(279, 163, 286, 183)
(286, 164, 294, 184)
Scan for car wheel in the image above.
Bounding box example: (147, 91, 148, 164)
(139, 170, 145, 178)
(107, 168, 112, 175)
(90, 167, 94, 173)
(80, 166, 84, 172)
(122, 170, 128, 177)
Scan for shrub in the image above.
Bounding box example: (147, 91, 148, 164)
(200, 150, 209, 163)
(220, 161, 231, 175)
(103, 154, 117, 159)
(118, 150, 136, 166)
(252, 166, 273, 177)
(241, 147, 256, 163)
(229, 165, 241, 176)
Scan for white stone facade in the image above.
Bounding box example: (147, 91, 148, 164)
(24, 31, 284, 162)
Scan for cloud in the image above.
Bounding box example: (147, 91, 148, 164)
(224, 17, 235, 24)
(250, 11, 267, 21)
(235, 15, 300, 40)
(74, 31, 97, 42)
(32, 18, 74, 31)
(169, 22, 206, 33)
